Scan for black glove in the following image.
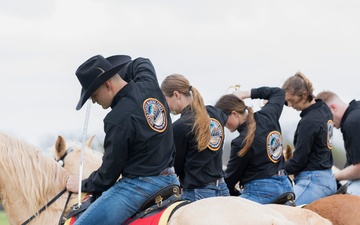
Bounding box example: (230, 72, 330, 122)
(336, 179, 342, 190)
(230, 188, 241, 196)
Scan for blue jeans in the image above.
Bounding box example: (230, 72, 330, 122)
(181, 181, 230, 201)
(73, 173, 179, 225)
(293, 170, 337, 205)
(240, 176, 293, 204)
(347, 179, 360, 196)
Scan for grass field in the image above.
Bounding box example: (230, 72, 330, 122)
(0, 211, 9, 225)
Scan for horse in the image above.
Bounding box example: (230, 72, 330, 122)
(54, 135, 333, 225)
(304, 194, 360, 225)
(0, 132, 81, 225)
(168, 197, 333, 225)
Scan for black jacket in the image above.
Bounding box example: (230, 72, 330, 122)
(82, 58, 176, 193)
(341, 100, 360, 167)
(173, 105, 228, 188)
(225, 87, 286, 189)
(285, 99, 334, 174)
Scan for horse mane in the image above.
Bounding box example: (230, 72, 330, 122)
(0, 132, 69, 216)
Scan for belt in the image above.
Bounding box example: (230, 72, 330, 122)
(274, 169, 287, 176)
(159, 167, 175, 176)
(207, 177, 225, 186)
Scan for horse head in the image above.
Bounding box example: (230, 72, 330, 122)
(51, 135, 102, 178)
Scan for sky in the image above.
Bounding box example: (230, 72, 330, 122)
(1, 0, 359, 159)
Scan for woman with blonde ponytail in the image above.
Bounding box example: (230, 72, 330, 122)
(282, 72, 337, 205)
(215, 86, 293, 204)
(161, 74, 229, 201)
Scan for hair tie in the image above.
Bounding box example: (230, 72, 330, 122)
(189, 86, 193, 99)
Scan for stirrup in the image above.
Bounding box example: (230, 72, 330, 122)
(271, 192, 295, 206)
(335, 182, 348, 194)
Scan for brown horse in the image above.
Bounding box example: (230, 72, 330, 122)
(55, 135, 333, 225)
(304, 194, 360, 225)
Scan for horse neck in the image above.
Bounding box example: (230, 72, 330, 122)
(3, 171, 72, 225)
(3, 192, 77, 225)
(0, 133, 71, 225)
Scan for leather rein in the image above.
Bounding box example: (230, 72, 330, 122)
(21, 147, 74, 225)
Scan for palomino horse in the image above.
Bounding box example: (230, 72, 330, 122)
(55, 135, 332, 225)
(0, 132, 83, 225)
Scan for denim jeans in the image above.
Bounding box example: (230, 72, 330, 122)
(73, 173, 179, 225)
(181, 181, 230, 201)
(293, 170, 337, 205)
(347, 179, 360, 196)
(240, 175, 293, 204)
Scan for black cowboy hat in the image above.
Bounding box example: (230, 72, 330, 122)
(75, 54, 132, 110)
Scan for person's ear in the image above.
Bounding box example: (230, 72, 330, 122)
(301, 90, 307, 99)
(173, 91, 180, 99)
(231, 111, 238, 118)
(329, 103, 337, 113)
(104, 81, 111, 91)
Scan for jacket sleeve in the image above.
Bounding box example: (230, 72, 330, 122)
(251, 87, 285, 120)
(120, 58, 158, 85)
(172, 121, 188, 179)
(224, 137, 250, 194)
(81, 117, 133, 194)
(285, 119, 316, 174)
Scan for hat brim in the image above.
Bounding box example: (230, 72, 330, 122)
(76, 58, 131, 110)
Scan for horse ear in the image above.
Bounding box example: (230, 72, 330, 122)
(86, 135, 95, 148)
(55, 135, 67, 157)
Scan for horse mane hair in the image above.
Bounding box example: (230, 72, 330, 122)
(0, 132, 69, 216)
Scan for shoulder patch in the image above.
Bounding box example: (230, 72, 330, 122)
(143, 98, 167, 132)
(327, 120, 334, 149)
(208, 118, 224, 151)
(266, 131, 283, 163)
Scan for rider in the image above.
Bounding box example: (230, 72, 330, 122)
(282, 72, 337, 205)
(316, 90, 360, 196)
(161, 74, 229, 201)
(215, 86, 293, 204)
(66, 54, 179, 225)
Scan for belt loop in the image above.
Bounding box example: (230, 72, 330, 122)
(216, 179, 219, 187)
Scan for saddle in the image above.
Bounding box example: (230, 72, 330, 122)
(62, 184, 183, 225)
(124, 184, 182, 224)
(271, 192, 296, 206)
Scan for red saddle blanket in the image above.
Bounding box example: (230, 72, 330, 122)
(65, 200, 187, 225)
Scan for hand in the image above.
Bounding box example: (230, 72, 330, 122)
(233, 90, 251, 100)
(66, 175, 80, 193)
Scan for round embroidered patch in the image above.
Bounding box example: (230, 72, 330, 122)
(143, 98, 167, 132)
(208, 118, 224, 151)
(327, 120, 334, 149)
(266, 131, 283, 163)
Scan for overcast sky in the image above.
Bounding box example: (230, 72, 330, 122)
(1, 0, 359, 153)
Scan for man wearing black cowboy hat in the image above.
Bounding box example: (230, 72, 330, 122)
(66, 54, 179, 225)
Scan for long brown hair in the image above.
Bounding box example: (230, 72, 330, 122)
(282, 72, 315, 103)
(161, 74, 211, 151)
(215, 94, 256, 157)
